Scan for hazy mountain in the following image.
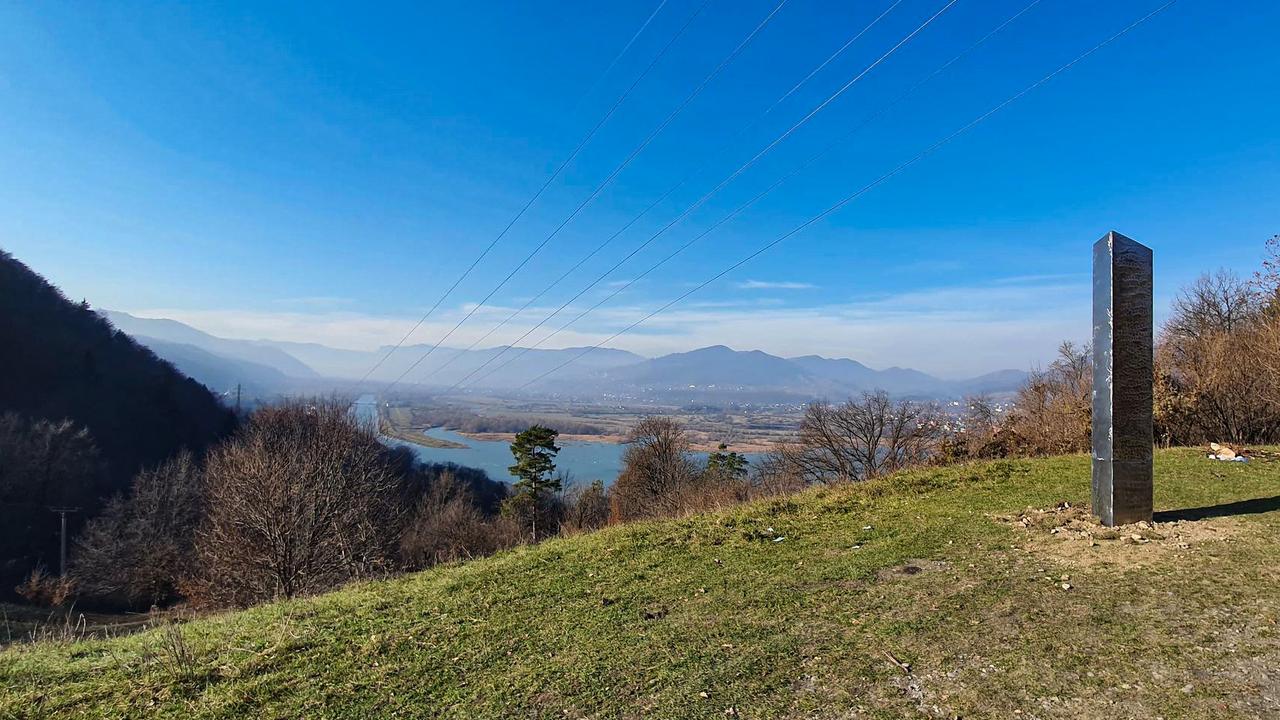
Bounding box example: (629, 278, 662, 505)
(251, 340, 645, 386)
(953, 369, 1032, 396)
(251, 340, 385, 379)
(133, 336, 293, 397)
(103, 311, 317, 378)
(102, 313, 646, 388)
(101, 314, 1027, 400)
(790, 355, 949, 396)
(537, 346, 1028, 401)
(598, 346, 823, 391)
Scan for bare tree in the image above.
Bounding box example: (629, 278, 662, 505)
(0, 413, 104, 507)
(611, 417, 700, 521)
(1008, 343, 1092, 455)
(400, 471, 514, 568)
(193, 399, 403, 607)
(774, 391, 945, 484)
(1256, 234, 1279, 306)
(1165, 270, 1263, 341)
(0, 414, 105, 594)
(560, 480, 610, 534)
(72, 452, 201, 607)
(1156, 264, 1280, 445)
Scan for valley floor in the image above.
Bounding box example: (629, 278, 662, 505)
(3, 449, 1279, 718)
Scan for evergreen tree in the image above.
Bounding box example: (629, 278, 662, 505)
(504, 425, 561, 541)
(706, 443, 748, 481)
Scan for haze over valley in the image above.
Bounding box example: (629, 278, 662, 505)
(105, 310, 1029, 404)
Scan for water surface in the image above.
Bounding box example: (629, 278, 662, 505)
(355, 395, 761, 484)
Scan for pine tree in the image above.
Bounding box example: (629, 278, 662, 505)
(706, 443, 748, 481)
(505, 425, 561, 541)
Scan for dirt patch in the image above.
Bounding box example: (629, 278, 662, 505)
(993, 502, 1246, 569)
(875, 559, 950, 583)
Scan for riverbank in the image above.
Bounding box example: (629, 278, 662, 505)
(381, 422, 468, 449)
(372, 400, 471, 450)
(458, 431, 774, 454)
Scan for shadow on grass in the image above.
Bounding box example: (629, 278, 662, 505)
(1155, 495, 1280, 522)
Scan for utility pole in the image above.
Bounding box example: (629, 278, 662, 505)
(235, 383, 242, 415)
(48, 506, 80, 577)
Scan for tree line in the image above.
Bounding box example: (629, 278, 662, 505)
(941, 234, 1280, 459)
(17, 399, 512, 609)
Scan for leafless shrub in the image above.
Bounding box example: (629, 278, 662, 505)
(400, 471, 516, 567)
(1156, 268, 1280, 445)
(771, 391, 946, 484)
(71, 452, 201, 608)
(1157, 321, 1280, 445)
(1257, 318, 1280, 409)
(677, 473, 754, 514)
(155, 620, 197, 682)
(611, 417, 701, 522)
(1166, 269, 1264, 340)
(1006, 342, 1092, 455)
(936, 394, 1021, 462)
(192, 399, 403, 607)
(23, 607, 89, 645)
(750, 451, 810, 498)
(560, 480, 610, 534)
(14, 566, 74, 607)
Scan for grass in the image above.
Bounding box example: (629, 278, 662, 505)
(3, 449, 1279, 718)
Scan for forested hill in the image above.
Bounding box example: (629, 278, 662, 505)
(0, 250, 235, 585)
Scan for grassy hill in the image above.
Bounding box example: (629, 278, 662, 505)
(4, 449, 1279, 718)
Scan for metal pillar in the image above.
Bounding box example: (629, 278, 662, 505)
(1091, 231, 1154, 526)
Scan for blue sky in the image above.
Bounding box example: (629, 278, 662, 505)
(1, 0, 1277, 377)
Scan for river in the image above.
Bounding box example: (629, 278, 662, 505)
(353, 395, 761, 485)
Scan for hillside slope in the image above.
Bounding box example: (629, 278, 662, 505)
(130, 337, 293, 397)
(0, 251, 236, 589)
(103, 311, 317, 379)
(4, 450, 1280, 718)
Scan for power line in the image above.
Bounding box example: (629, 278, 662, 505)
(382, 0, 791, 394)
(352, 0, 693, 387)
(422, 0, 909, 386)
(511, 0, 1176, 392)
(574, 0, 673, 114)
(762, 0, 906, 117)
(451, 0, 971, 391)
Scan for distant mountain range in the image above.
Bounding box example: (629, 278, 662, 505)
(577, 345, 1027, 400)
(103, 311, 1029, 402)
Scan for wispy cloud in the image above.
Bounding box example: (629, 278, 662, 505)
(735, 279, 816, 290)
